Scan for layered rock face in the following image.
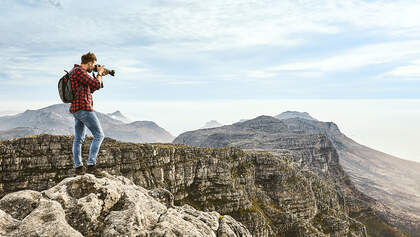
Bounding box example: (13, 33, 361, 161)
(0, 134, 377, 237)
(0, 172, 251, 237)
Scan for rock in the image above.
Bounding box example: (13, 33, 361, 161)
(148, 188, 175, 208)
(0, 134, 407, 236)
(218, 215, 253, 237)
(0, 190, 42, 220)
(0, 172, 250, 237)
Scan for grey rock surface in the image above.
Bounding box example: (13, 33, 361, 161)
(0, 173, 251, 237)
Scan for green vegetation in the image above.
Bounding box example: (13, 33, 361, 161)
(350, 209, 408, 237)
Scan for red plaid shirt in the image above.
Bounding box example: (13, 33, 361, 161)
(69, 64, 101, 114)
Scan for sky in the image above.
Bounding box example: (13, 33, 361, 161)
(1, 0, 420, 162)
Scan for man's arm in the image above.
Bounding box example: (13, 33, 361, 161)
(75, 67, 101, 91)
(96, 65, 105, 89)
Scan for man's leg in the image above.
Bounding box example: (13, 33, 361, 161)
(79, 111, 105, 165)
(72, 113, 87, 168)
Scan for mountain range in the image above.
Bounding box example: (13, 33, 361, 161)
(0, 104, 174, 143)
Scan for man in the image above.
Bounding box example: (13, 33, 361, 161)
(70, 52, 107, 177)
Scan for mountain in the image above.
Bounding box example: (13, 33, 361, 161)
(0, 134, 406, 237)
(0, 104, 174, 143)
(173, 115, 419, 236)
(0, 172, 251, 237)
(107, 110, 131, 123)
(274, 111, 318, 121)
(201, 120, 223, 129)
(272, 115, 420, 221)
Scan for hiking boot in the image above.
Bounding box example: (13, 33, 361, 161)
(86, 165, 106, 178)
(74, 165, 86, 176)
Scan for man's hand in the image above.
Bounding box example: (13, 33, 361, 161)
(96, 65, 105, 76)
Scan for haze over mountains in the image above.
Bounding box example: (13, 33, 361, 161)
(173, 111, 420, 236)
(0, 104, 174, 143)
(0, 110, 20, 117)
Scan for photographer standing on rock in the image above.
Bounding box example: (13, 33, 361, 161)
(69, 52, 107, 177)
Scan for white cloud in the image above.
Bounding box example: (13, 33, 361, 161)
(387, 66, 420, 78)
(167, 80, 208, 85)
(2, 0, 420, 55)
(266, 40, 420, 73)
(2, 0, 420, 95)
(242, 70, 278, 79)
(219, 40, 420, 80)
(382, 59, 420, 80)
(4, 0, 417, 52)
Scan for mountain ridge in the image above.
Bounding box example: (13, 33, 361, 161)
(173, 113, 419, 236)
(0, 104, 174, 143)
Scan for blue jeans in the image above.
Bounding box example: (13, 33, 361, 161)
(72, 110, 105, 168)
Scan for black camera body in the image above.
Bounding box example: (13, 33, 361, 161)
(94, 64, 115, 76)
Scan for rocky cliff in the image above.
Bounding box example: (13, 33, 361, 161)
(173, 115, 412, 237)
(0, 134, 405, 236)
(0, 172, 251, 237)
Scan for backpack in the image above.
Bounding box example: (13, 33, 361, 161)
(58, 67, 80, 103)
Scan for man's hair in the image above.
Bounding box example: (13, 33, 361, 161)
(81, 52, 97, 64)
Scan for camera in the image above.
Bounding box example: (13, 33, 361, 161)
(94, 64, 115, 76)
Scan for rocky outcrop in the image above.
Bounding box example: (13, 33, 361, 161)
(0, 134, 382, 237)
(0, 172, 251, 237)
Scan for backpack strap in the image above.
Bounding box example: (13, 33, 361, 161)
(66, 66, 84, 99)
(64, 67, 76, 77)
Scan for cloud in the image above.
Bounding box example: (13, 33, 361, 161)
(382, 59, 420, 80)
(2, 0, 420, 99)
(167, 80, 209, 85)
(265, 40, 420, 73)
(2, 0, 420, 53)
(47, 0, 62, 8)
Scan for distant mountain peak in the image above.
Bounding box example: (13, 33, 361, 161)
(109, 110, 123, 116)
(246, 115, 280, 122)
(129, 120, 157, 127)
(274, 111, 317, 121)
(201, 120, 223, 129)
(107, 110, 131, 123)
(232, 115, 285, 129)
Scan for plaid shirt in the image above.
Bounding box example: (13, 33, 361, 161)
(69, 64, 101, 114)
